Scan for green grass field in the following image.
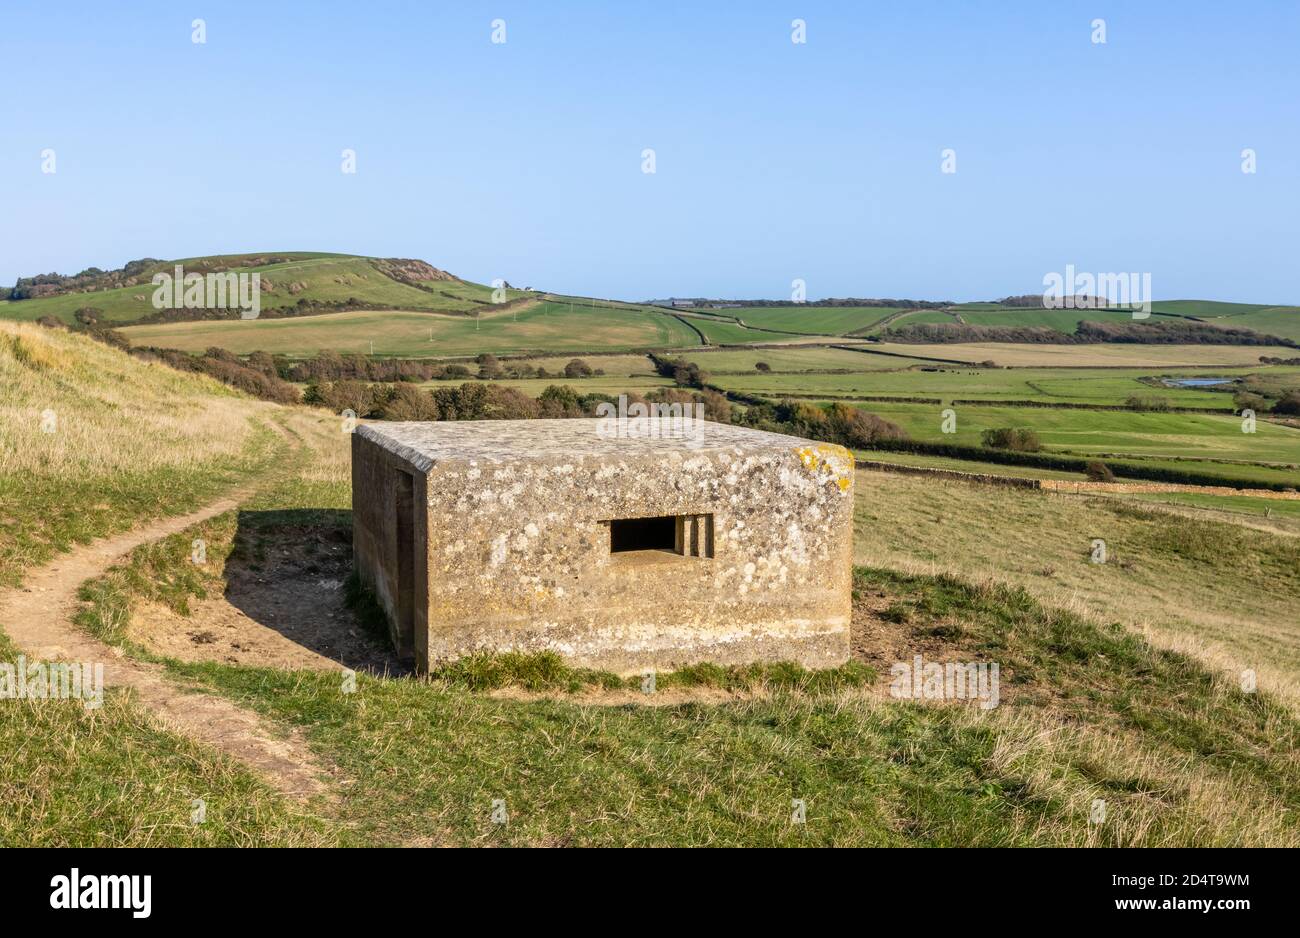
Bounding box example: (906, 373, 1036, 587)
(120, 303, 704, 358)
(853, 401, 1300, 465)
(1207, 307, 1300, 342)
(704, 306, 905, 335)
(854, 470, 1300, 707)
(427, 375, 676, 396)
(853, 448, 1090, 481)
(1151, 300, 1277, 317)
(955, 307, 1158, 331)
(682, 314, 804, 345)
(671, 346, 909, 373)
(1117, 490, 1300, 526)
(881, 310, 959, 329)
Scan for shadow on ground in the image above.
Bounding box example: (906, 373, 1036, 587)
(127, 507, 408, 676)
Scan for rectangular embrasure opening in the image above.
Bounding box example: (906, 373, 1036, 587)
(610, 516, 677, 553)
(608, 514, 714, 558)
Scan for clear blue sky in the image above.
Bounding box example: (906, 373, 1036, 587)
(3, 0, 1297, 303)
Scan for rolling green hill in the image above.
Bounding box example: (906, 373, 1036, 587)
(0, 253, 517, 324)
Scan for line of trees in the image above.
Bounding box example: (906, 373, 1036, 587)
(883, 319, 1298, 347)
(304, 380, 733, 425)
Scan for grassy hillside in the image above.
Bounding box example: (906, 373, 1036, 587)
(0, 322, 334, 846)
(0, 321, 284, 587)
(853, 470, 1300, 706)
(0, 253, 515, 324)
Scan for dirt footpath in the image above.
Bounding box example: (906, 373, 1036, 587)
(0, 493, 335, 800)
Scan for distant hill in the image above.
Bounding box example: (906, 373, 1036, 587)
(0, 253, 508, 325)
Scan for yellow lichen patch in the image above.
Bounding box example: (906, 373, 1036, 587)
(794, 444, 854, 492)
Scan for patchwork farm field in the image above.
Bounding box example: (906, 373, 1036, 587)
(708, 363, 1265, 407)
(867, 342, 1300, 368)
(121, 303, 705, 358)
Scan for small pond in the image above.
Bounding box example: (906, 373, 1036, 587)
(1163, 378, 1233, 388)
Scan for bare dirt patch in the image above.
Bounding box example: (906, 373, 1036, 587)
(850, 583, 1023, 706)
(850, 586, 968, 671)
(128, 517, 405, 676)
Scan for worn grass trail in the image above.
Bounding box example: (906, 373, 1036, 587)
(0, 421, 333, 800)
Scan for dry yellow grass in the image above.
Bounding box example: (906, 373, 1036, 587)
(974, 704, 1297, 846)
(0, 322, 277, 480)
(853, 469, 1300, 708)
(0, 322, 289, 587)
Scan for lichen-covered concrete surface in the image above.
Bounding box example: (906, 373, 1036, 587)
(353, 419, 854, 674)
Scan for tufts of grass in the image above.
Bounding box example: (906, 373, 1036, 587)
(424, 651, 875, 696)
(0, 631, 331, 847)
(74, 513, 236, 648)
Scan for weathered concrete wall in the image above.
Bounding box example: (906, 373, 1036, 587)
(351, 432, 426, 661)
(356, 420, 855, 675)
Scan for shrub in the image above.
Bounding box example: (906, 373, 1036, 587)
(308, 379, 374, 415)
(981, 427, 1042, 452)
(1234, 391, 1270, 413)
(1124, 395, 1171, 412)
(1272, 392, 1300, 416)
(755, 361, 771, 372)
(375, 384, 439, 421)
(537, 384, 585, 417)
(1085, 460, 1115, 482)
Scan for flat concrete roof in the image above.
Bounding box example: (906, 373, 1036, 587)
(355, 419, 822, 471)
